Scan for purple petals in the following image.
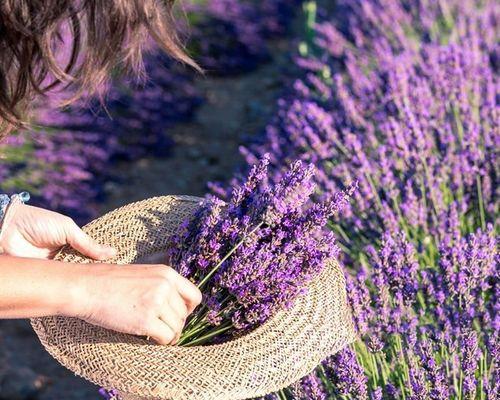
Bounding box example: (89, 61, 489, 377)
(169, 156, 352, 344)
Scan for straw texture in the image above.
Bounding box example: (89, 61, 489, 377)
(31, 195, 356, 400)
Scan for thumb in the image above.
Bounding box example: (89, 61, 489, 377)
(66, 221, 117, 260)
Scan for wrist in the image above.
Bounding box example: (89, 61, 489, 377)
(60, 263, 118, 320)
(0, 255, 93, 319)
(32, 259, 91, 318)
(24, 258, 96, 319)
(57, 263, 96, 319)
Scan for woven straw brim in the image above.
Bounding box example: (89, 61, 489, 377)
(31, 195, 356, 400)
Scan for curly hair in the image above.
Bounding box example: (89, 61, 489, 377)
(0, 0, 198, 138)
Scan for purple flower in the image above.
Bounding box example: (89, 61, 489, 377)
(322, 347, 369, 399)
(169, 156, 352, 344)
(98, 388, 120, 400)
(460, 329, 480, 398)
(248, 1, 498, 399)
(290, 371, 328, 400)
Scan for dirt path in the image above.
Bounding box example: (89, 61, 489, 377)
(0, 37, 295, 400)
(101, 38, 293, 212)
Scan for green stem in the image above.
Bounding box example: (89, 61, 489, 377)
(277, 389, 288, 400)
(458, 369, 463, 400)
(419, 154, 440, 222)
(365, 172, 383, 210)
(417, 290, 427, 312)
(375, 352, 388, 388)
(184, 304, 207, 330)
(318, 364, 335, 393)
(478, 352, 484, 400)
(328, 221, 350, 243)
(452, 104, 464, 144)
(370, 352, 379, 385)
(303, 1, 317, 46)
(182, 323, 233, 347)
(476, 175, 486, 230)
(392, 195, 411, 238)
(179, 321, 209, 340)
(395, 334, 410, 386)
(181, 296, 236, 345)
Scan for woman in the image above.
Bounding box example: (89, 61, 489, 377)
(0, 1, 202, 346)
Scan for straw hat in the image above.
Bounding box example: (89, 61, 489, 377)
(31, 195, 356, 400)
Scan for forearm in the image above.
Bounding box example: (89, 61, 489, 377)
(0, 255, 84, 319)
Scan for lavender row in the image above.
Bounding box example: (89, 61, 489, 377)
(184, 0, 301, 73)
(0, 52, 200, 223)
(222, 0, 498, 398)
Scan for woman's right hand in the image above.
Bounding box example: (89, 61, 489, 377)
(70, 263, 202, 345)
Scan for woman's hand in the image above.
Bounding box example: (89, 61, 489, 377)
(0, 204, 201, 345)
(0, 203, 116, 260)
(72, 263, 202, 345)
(0, 256, 202, 345)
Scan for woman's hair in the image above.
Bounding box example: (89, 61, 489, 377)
(0, 0, 197, 139)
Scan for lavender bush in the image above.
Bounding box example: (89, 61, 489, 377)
(226, 1, 499, 398)
(183, 0, 301, 73)
(0, 50, 199, 223)
(0, 122, 110, 222)
(167, 155, 353, 346)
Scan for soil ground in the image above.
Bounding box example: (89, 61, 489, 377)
(101, 38, 293, 212)
(0, 36, 295, 400)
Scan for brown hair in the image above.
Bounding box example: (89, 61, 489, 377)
(0, 0, 198, 139)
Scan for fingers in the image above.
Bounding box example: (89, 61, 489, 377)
(143, 268, 195, 345)
(148, 297, 185, 345)
(159, 305, 185, 345)
(169, 270, 202, 314)
(147, 317, 177, 346)
(149, 269, 198, 345)
(65, 220, 117, 260)
(162, 280, 189, 344)
(167, 292, 188, 322)
(166, 297, 187, 345)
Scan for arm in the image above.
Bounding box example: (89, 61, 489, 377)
(0, 254, 83, 318)
(0, 255, 201, 345)
(0, 202, 202, 345)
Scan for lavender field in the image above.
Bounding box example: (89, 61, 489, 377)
(0, 0, 498, 399)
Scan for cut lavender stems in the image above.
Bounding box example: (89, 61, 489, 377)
(168, 155, 354, 345)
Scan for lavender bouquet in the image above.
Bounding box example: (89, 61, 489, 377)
(166, 155, 353, 346)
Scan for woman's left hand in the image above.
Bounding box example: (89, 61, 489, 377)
(0, 203, 117, 260)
